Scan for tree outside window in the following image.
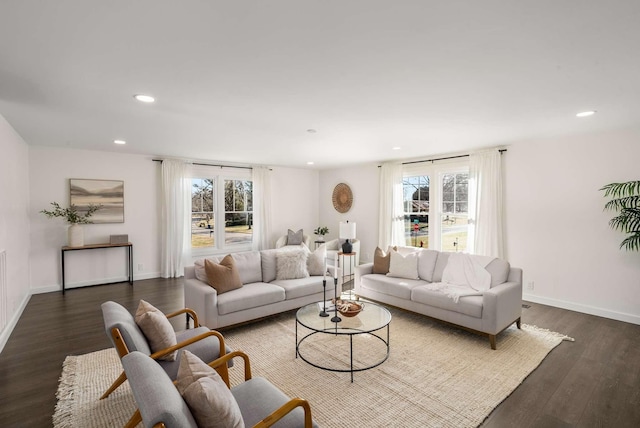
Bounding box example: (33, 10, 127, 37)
(224, 179, 253, 245)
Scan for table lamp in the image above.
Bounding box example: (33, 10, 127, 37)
(339, 220, 356, 253)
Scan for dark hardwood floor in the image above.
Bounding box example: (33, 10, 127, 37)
(0, 278, 639, 427)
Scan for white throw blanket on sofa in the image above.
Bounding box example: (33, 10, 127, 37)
(425, 253, 494, 303)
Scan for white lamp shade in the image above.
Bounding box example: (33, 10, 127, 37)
(339, 221, 356, 240)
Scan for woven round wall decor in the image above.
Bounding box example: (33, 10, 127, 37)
(332, 183, 353, 213)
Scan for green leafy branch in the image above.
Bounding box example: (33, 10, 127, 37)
(40, 202, 101, 224)
(313, 226, 329, 236)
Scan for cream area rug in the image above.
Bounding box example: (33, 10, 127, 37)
(54, 307, 573, 427)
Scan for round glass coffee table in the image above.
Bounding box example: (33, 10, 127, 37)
(295, 301, 391, 382)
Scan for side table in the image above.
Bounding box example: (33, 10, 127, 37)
(338, 251, 356, 298)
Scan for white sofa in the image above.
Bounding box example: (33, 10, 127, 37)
(184, 248, 341, 330)
(355, 248, 522, 349)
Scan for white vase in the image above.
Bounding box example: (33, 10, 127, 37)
(68, 224, 84, 247)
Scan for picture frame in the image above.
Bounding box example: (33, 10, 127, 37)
(69, 179, 124, 223)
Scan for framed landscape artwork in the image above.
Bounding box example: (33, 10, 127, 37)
(69, 179, 124, 223)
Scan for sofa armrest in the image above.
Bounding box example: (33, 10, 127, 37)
(184, 277, 219, 329)
(482, 280, 523, 334)
(355, 263, 373, 293)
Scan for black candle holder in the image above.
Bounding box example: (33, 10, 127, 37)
(319, 278, 329, 317)
(331, 276, 342, 323)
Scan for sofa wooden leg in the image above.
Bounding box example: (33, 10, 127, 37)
(489, 335, 497, 350)
(516, 317, 522, 329)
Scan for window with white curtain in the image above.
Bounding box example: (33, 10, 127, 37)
(189, 165, 253, 254)
(402, 161, 469, 252)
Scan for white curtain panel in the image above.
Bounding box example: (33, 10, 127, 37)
(251, 166, 272, 251)
(378, 162, 405, 249)
(160, 159, 191, 278)
(469, 150, 504, 258)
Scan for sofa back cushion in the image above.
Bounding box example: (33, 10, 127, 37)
(432, 252, 452, 282)
(260, 249, 278, 283)
(417, 250, 439, 282)
(230, 251, 263, 284)
(485, 258, 511, 286)
(194, 257, 220, 283)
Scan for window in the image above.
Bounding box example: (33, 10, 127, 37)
(402, 163, 469, 251)
(190, 167, 253, 252)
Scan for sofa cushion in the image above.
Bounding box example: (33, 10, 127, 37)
(287, 228, 304, 245)
(176, 350, 244, 428)
(276, 249, 309, 280)
(387, 249, 419, 280)
(485, 258, 511, 286)
(231, 251, 263, 285)
(411, 285, 483, 318)
(361, 273, 427, 300)
(216, 283, 285, 315)
(134, 300, 178, 361)
(271, 277, 324, 300)
(417, 250, 439, 282)
(306, 244, 326, 276)
(205, 257, 243, 295)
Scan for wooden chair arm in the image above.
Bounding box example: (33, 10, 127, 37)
(164, 308, 200, 327)
(205, 350, 252, 387)
(253, 398, 313, 428)
(148, 330, 226, 361)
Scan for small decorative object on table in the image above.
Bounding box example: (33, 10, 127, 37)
(333, 299, 364, 317)
(313, 226, 329, 242)
(40, 201, 101, 247)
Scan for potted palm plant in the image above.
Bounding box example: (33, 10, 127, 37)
(41, 202, 101, 247)
(601, 181, 640, 251)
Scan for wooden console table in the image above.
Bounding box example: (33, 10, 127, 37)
(61, 242, 133, 295)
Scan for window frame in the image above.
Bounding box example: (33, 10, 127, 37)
(189, 165, 253, 256)
(402, 159, 470, 251)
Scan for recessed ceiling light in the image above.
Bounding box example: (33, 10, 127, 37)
(114, 139, 126, 145)
(576, 110, 596, 117)
(392, 147, 401, 150)
(307, 161, 314, 165)
(134, 94, 155, 103)
(306, 129, 317, 134)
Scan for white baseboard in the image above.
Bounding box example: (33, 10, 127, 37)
(0, 292, 31, 354)
(31, 272, 162, 295)
(523, 293, 640, 325)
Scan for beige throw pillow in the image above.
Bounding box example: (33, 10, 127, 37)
(177, 350, 245, 428)
(373, 246, 397, 274)
(204, 256, 243, 295)
(276, 249, 309, 280)
(134, 300, 178, 361)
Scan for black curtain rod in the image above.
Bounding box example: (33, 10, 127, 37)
(402, 149, 507, 166)
(152, 159, 252, 170)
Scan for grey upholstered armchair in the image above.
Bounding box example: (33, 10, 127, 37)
(100, 301, 232, 400)
(121, 350, 318, 428)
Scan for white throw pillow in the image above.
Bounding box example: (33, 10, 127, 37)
(387, 249, 420, 280)
(176, 350, 244, 428)
(276, 249, 310, 280)
(306, 244, 326, 276)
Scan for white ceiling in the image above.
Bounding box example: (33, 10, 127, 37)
(1, 1, 639, 169)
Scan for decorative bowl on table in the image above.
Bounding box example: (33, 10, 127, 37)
(333, 299, 364, 317)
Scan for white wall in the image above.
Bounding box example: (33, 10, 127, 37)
(29, 147, 161, 292)
(319, 164, 380, 264)
(504, 129, 640, 324)
(0, 115, 31, 350)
